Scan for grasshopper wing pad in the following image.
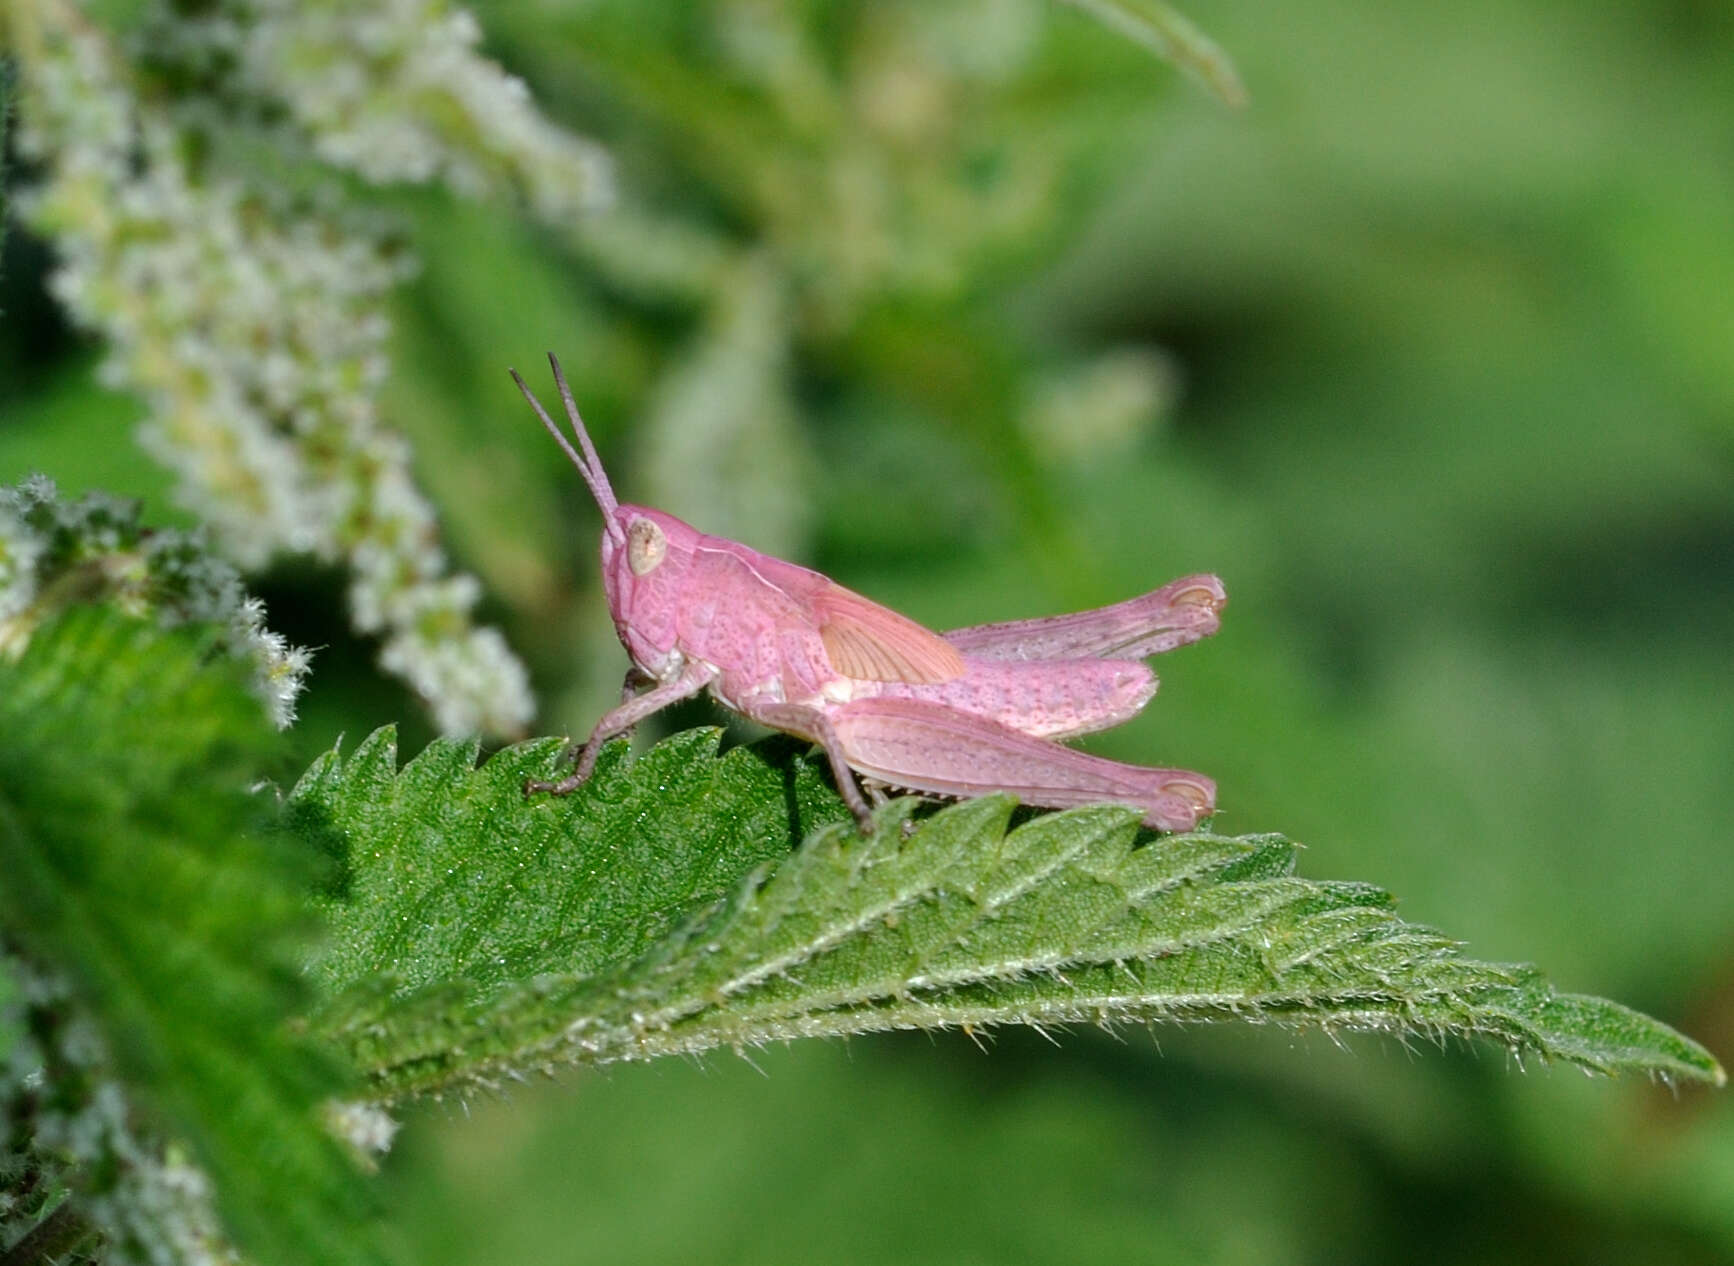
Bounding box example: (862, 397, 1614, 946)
(815, 584, 967, 684)
(942, 574, 1227, 661)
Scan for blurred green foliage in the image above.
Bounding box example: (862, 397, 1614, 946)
(0, 611, 381, 1266)
(3, 0, 1731, 1263)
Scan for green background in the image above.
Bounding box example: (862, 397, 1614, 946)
(3, 1, 1730, 1262)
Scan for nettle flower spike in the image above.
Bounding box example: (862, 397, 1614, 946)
(10, 0, 615, 737)
(0, 477, 311, 729)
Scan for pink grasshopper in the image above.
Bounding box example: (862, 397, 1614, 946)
(513, 354, 1225, 833)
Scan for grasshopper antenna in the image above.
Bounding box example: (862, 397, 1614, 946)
(510, 355, 623, 536)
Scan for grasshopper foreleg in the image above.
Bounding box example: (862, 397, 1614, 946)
(527, 661, 716, 798)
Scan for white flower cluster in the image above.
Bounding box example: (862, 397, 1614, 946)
(144, 0, 613, 218)
(0, 496, 47, 628)
(0, 960, 244, 1266)
(322, 1100, 400, 1168)
(10, 0, 611, 736)
(0, 476, 312, 728)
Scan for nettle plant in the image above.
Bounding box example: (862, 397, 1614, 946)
(0, 5, 1722, 1266)
(2, 481, 1723, 1266)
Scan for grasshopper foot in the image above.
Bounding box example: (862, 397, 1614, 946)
(846, 799, 877, 837)
(525, 735, 605, 799)
(524, 772, 589, 797)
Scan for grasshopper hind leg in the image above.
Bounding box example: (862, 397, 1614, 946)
(824, 696, 1214, 832)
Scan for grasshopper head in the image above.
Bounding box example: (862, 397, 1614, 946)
(598, 505, 705, 678)
(511, 356, 700, 681)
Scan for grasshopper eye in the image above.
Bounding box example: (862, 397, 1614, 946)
(627, 517, 667, 575)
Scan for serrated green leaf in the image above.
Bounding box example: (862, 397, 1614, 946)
(0, 608, 381, 1266)
(299, 727, 850, 999)
(294, 728, 1723, 1100)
